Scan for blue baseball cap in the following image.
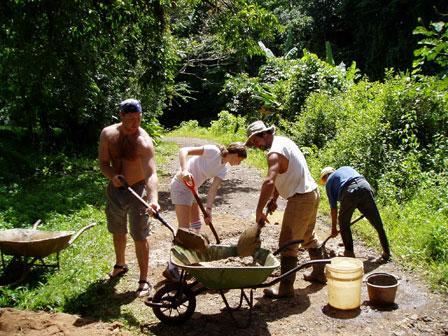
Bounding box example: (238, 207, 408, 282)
(119, 98, 142, 113)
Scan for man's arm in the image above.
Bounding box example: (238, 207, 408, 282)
(256, 153, 281, 224)
(325, 182, 339, 237)
(331, 207, 339, 237)
(140, 136, 159, 209)
(266, 187, 279, 214)
(98, 128, 121, 187)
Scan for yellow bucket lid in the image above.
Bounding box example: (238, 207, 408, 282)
(327, 257, 363, 272)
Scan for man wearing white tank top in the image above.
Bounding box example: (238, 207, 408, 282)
(245, 121, 326, 298)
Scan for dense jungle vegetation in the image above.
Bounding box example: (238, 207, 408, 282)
(0, 0, 447, 309)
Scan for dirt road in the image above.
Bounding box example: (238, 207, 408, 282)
(1, 136, 447, 335)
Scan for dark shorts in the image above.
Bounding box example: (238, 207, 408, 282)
(105, 181, 150, 241)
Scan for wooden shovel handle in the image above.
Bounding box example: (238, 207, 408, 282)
(183, 177, 221, 244)
(117, 176, 176, 238)
(320, 215, 365, 249)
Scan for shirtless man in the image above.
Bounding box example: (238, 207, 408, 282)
(98, 98, 159, 297)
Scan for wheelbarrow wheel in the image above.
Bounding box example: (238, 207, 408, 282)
(152, 282, 196, 325)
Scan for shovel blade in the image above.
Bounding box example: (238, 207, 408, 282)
(237, 225, 261, 257)
(174, 228, 209, 252)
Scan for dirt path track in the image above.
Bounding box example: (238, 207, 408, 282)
(1, 136, 447, 336)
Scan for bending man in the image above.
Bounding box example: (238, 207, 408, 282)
(320, 166, 390, 261)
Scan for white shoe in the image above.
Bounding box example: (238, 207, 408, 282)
(136, 280, 152, 297)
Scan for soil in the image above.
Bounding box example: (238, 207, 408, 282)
(1, 136, 447, 336)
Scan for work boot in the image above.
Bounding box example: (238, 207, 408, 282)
(264, 256, 297, 298)
(303, 247, 327, 284)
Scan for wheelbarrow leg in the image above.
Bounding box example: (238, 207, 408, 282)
(219, 289, 253, 328)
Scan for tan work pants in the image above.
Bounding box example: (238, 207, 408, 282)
(279, 188, 320, 257)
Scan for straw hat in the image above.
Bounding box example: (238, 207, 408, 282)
(245, 121, 275, 146)
(319, 166, 335, 184)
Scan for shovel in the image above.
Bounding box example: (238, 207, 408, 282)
(320, 214, 365, 249)
(118, 176, 209, 252)
(236, 209, 269, 257)
(183, 177, 221, 244)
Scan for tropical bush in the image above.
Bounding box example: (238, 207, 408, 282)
(285, 50, 355, 118)
(0, 0, 174, 149)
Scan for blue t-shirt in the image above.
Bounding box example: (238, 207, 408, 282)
(326, 166, 362, 208)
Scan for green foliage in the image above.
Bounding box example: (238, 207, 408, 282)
(375, 173, 448, 291)
(221, 74, 263, 118)
(221, 73, 287, 125)
(427, 222, 448, 263)
(220, 51, 356, 125)
(0, 156, 104, 227)
(209, 111, 247, 139)
(325, 41, 335, 66)
(0, 0, 174, 149)
(286, 50, 353, 118)
(168, 119, 210, 139)
(214, 2, 283, 59)
(282, 93, 347, 150)
(413, 19, 448, 82)
(284, 78, 385, 185)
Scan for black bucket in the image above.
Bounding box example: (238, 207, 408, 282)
(366, 272, 399, 307)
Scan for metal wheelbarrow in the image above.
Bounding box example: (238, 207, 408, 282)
(145, 240, 331, 328)
(0, 220, 96, 285)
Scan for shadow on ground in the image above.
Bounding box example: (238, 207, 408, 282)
(64, 276, 141, 328)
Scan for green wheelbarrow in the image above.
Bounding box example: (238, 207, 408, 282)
(145, 240, 331, 328)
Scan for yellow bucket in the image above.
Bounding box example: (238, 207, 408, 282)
(325, 257, 364, 310)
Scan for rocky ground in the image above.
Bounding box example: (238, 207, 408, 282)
(1, 136, 447, 336)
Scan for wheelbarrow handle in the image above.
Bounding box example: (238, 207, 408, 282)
(32, 219, 42, 230)
(256, 259, 331, 289)
(68, 222, 97, 245)
(183, 177, 221, 245)
(273, 239, 305, 256)
(118, 176, 176, 238)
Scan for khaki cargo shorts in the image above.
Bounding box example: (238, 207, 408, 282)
(105, 181, 149, 241)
